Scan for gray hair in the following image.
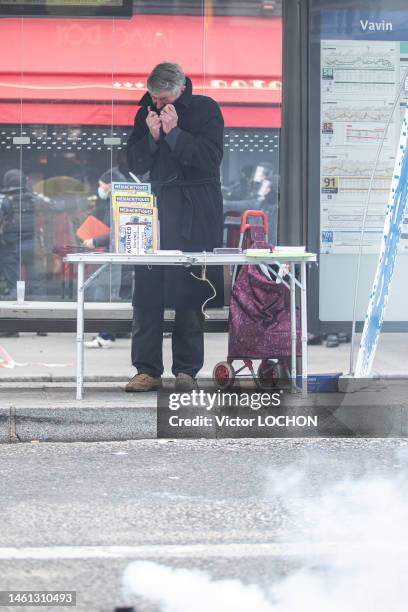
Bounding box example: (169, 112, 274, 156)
(147, 62, 186, 95)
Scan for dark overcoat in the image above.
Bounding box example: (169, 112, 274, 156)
(1, 189, 39, 254)
(126, 76, 224, 309)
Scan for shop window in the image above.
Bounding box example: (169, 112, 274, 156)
(0, 4, 282, 305)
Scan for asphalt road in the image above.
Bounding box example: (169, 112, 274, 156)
(0, 438, 407, 611)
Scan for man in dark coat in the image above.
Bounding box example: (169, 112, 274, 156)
(126, 62, 224, 392)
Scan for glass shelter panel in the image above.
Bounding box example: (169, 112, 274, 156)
(0, 17, 113, 302)
(0, 1, 283, 309)
(202, 3, 283, 245)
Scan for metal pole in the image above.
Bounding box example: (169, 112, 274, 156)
(290, 262, 296, 390)
(76, 262, 85, 400)
(300, 261, 308, 395)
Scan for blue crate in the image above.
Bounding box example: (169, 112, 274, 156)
(296, 374, 341, 392)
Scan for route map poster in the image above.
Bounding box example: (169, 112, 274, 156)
(320, 11, 408, 255)
(317, 10, 408, 322)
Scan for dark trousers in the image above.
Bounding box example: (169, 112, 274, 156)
(131, 307, 204, 378)
(0, 246, 18, 297)
(0, 242, 44, 299)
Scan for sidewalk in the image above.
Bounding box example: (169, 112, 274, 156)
(0, 332, 407, 443)
(1, 331, 408, 381)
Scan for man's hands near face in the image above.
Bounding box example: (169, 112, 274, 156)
(146, 106, 161, 141)
(159, 104, 178, 135)
(145, 104, 178, 140)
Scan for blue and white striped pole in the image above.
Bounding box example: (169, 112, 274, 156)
(355, 105, 408, 377)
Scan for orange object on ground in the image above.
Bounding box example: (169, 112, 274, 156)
(76, 215, 110, 241)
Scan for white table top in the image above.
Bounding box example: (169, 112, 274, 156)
(65, 251, 317, 266)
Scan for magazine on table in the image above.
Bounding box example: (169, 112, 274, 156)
(111, 184, 158, 254)
(111, 181, 151, 194)
(111, 181, 158, 254)
(115, 201, 158, 255)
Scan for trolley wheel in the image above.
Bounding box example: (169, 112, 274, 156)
(213, 361, 235, 389)
(256, 360, 282, 390)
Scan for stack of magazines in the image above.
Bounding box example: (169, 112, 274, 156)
(111, 181, 158, 254)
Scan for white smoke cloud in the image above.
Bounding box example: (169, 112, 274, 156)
(122, 461, 408, 611)
(122, 562, 272, 612)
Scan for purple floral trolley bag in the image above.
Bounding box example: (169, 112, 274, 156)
(228, 259, 301, 359)
(213, 214, 301, 389)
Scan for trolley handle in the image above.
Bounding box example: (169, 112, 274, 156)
(240, 210, 268, 237)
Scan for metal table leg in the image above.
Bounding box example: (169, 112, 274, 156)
(61, 261, 66, 300)
(290, 262, 296, 391)
(74, 262, 108, 400)
(68, 263, 74, 300)
(300, 261, 308, 396)
(76, 262, 85, 400)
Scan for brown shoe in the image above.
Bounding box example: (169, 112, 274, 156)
(125, 373, 162, 392)
(175, 373, 198, 391)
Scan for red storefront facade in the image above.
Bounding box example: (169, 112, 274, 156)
(0, 15, 282, 127)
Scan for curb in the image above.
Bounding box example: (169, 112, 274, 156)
(0, 404, 157, 443)
(3, 379, 408, 443)
(0, 384, 158, 443)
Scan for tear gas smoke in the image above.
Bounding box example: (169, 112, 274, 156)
(122, 456, 408, 611)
